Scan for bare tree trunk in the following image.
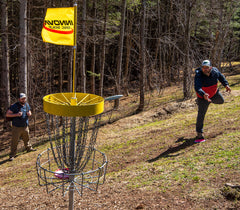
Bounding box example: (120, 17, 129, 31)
(123, 10, 133, 96)
(59, 46, 63, 92)
(1, 0, 11, 124)
(211, 0, 235, 68)
(156, 0, 164, 91)
(138, 0, 146, 112)
(99, 0, 108, 97)
(183, 0, 194, 99)
(68, 50, 73, 92)
(19, 0, 28, 95)
(114, 0, 127, 108)
(44, 44, 50, 94)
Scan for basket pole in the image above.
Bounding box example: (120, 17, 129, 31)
(69, 3, 78, 210)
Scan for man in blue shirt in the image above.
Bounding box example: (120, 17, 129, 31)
(6, 93, 36, 161)
(194, 60, 231, 143)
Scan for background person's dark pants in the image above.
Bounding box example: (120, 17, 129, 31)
(196, 90, 224, 134)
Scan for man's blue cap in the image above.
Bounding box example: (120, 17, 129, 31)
(202, 60, 211, 67)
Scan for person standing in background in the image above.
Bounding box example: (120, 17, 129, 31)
(6, 93, 36, 161)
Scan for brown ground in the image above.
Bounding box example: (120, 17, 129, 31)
(0, 89, 240, 209)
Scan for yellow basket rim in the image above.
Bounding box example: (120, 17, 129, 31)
(43, 92, 104, 117)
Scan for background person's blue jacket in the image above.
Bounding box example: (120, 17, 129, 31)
(10, 102, 31, 127)
(194, 67, 229, 99)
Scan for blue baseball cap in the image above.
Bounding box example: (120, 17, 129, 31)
(202, 60, 211, 67)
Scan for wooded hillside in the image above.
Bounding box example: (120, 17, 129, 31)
(1, 0, 240, 116)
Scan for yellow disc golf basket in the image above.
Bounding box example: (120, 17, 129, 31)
(36, 92, 105, 192)
(36, 91, 122, 207)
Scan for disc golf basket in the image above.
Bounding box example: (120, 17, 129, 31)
(36, 93, 121, 209)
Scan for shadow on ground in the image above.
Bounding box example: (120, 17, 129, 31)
(147, 137, 196, 162)
(0, 158, 10, 165)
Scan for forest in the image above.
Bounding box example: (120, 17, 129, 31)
(1, 0, 240, 117)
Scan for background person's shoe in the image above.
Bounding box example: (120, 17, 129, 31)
(9, 157, 15, 161)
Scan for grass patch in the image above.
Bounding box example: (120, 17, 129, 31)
(0, 71, 240, 208)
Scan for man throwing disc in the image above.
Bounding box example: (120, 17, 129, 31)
(194, 60, 231, 143)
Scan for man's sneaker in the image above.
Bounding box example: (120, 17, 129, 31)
(194, 138, 206, 143)
(195, 133, 205, 143)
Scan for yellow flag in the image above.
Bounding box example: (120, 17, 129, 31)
(41, 7, 75, 46)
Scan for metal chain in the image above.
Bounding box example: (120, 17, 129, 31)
(46, 114, 102, 173)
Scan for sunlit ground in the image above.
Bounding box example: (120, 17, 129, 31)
(221, 61, 240, 67)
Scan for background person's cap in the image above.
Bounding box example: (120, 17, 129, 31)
(19, 93, 27, 99)
(202, 60, 211, 67)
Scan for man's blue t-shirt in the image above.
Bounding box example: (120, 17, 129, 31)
(10, 102, 30, 127)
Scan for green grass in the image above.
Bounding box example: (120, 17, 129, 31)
(1, 71, 240, 208)
(99, 74, 240, 203)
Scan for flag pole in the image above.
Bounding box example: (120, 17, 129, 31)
(72, 3, 77, 98)
(71, 3, 77, 106)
